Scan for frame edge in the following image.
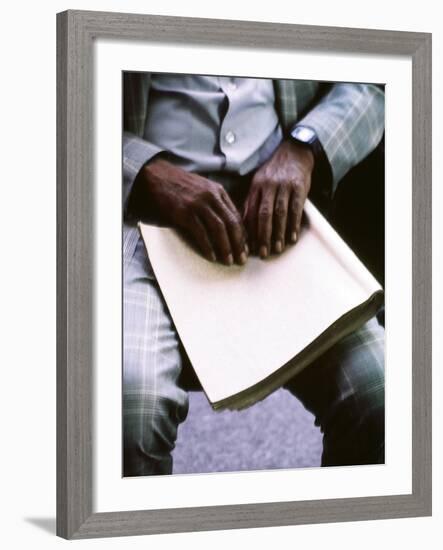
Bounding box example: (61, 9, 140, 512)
(56, 10, 433, 539)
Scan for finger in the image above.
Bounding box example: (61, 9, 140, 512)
(215, 192, 248, 265)
(294, 177, 310, 238)
(295, 195, 305, 238)
(243, 186, 261, 254)
(199, 205, 234, 265)
(272, 184, 290, 254)
(257, 186, 276, 259)
(287, 187, 306, 244)
(186, 214, 217, 262)
(220, 187, 241, 220)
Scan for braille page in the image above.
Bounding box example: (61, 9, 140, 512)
(138, 200, 382, 407)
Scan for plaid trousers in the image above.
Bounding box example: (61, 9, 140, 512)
(123, 224, 385, 477)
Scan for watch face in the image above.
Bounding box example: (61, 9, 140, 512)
(294, 126, 316, 143)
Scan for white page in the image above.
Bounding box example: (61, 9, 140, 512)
(139, 201, 381, 405)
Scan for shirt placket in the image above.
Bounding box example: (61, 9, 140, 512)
(219, 77, 241, 171)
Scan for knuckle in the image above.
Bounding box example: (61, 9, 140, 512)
(258, 213, 271, 223)
(274, 203, 287, 218)
(226, 212, 242, 229)
(252, 174, 266, 188)
(290, 177, 305, 190)
(232, 225, 245, 244)
(212, 216, 224, 230)
(229, 223, 238, 237)
(258, 205, 272, 219)
(210, 183, 225, 199)
(274, 177, 287, 188)
(267, 179, 280, 191)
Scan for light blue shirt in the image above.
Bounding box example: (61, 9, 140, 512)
(143, 74, 283, 175)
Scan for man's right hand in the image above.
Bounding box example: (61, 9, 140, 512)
(131, 157, 248, 266)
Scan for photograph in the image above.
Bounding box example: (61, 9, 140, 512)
(0, 0, 437, 543)
(122, 72, 386, 478)
(53, 8, 432, 539)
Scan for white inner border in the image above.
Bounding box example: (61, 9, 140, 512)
(93, 38, 412, 513)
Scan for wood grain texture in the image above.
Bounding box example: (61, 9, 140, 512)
(56, 9, 432, 539)
(57, 10, 93, 539)
(411, 33, 432, 512)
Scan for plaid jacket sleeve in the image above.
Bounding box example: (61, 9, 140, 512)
(297, 83, 385, 192)
(123, 73, 165, 211)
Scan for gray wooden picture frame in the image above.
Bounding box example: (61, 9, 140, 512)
(56, 9, 432, 539)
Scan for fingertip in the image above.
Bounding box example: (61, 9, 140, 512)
(259, 245, 268, 259)
(209, 251, 217, 262)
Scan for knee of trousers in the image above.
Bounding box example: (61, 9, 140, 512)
(284, 319, 386, 466)
(315, 347, 385, 466)
(321, 378, 385, 466)
(123, 377, 189, 472)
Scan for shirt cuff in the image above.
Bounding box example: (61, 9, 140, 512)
(123, 132, 165, 219)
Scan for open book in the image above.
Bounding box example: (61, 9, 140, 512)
(138, 200, 383, 411)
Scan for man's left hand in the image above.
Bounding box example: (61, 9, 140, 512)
(243, 140, 314, 258)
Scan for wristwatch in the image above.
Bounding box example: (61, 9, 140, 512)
(290, 124, 333, 204)
(289, 125, 323, 160)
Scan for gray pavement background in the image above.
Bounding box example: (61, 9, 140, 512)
(172, 387, 322, 475)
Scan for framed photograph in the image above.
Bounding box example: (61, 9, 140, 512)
(57, 9, 431, 539)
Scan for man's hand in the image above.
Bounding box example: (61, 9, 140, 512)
(133, 157, 248, 266)
(243, 140, 314, 258)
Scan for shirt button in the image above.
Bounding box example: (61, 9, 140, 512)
(225, 130, 236, 144)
